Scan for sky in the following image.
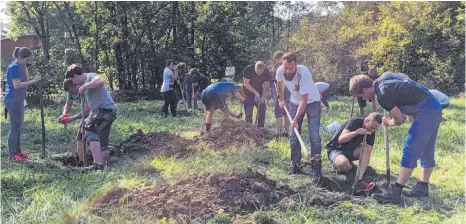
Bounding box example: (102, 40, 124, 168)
(0, 1, 10, 38)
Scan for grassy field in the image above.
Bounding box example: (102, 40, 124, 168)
(1, 96, 465, 223)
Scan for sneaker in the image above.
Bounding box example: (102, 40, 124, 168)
(288, 162, 302, 174)
(18, 152, 30, 159)
(353, 180, 376, 196)
(403, 181, 429, 197)
(8, 154, 26, 162)
(372, 184, 403, 205)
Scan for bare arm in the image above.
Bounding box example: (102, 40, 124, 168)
(79, 75, 105, 93)
(69, 104, 90, 122)
(243, 78, 260, 96)
(262, 81, 269, 98)
(338, 128, 370, 143)
(383, 106, 405, 126)
(12, 78, 39, 89)
(63, 100, 73, 115)
(277, 80, 285, 102)
(293, 94, 308, 122)
(234, 92, 245, 103)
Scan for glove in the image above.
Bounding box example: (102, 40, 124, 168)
(58, 113, 71, 124)
(236, 113, 243, 119)
(58, 113, 69, 123)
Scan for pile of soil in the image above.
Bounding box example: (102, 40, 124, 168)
(196, 120, 270, 149)
(93, 171, 296, 221)
(50, 153, 93, 167)
(116, 130, 196, 159)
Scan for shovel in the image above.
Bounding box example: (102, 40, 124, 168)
(384, 110, 390, 187)
(80, 94, 88, 166)
(353, 133, 368, 191)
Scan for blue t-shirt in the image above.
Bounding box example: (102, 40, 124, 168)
(84, 73, 117, 113)
(5, 61, 28, 100)
(203, 82, 238, 101)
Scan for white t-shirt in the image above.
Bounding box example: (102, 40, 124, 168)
(161, 67, 174, 92)
(315, 82, 330, 92)
(276, 65, 320, 105)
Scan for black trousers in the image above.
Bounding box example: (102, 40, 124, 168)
(162, 90, 177, 116)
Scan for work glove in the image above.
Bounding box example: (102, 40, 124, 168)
(58, 113, 71, 124)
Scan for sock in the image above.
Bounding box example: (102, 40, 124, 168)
(206, 123, 211, 131)
(395, 182, 404, 189)
(419, 181, 429, 186)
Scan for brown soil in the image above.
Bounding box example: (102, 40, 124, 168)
(93, 171, 296, 221)
(116, 130, 196, 159)
(456, 92, 465, 98)
(195, 120, 270, 149)
(92, 187, 129, 218)
(50, 153, 93, 167)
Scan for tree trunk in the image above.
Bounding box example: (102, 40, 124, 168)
(94, 1, 99, 71)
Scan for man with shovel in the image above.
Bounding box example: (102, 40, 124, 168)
(65, 64, 117, 171)
(325, 112, 382, 195)
(59, 79, 91, 166)
(242, 61, 270, 128)
(201, 81, 245, 132)
(276, 52, 323, 178)
(350, 72, 442, 205)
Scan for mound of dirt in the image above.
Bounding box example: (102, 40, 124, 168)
(94, 171, 296, 221)
(116, 130, 195, 158)
(196, 120, 270, 149)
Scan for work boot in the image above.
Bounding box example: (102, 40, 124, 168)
(288, 162, 302, 174)
(309, 154, 324, 183)
(80, 163, 106, 172)
(372, 184, 403, 205)
(403, 181, 429, 197)
(353, 180, 376, 196)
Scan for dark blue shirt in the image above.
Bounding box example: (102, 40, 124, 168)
(5, 61, 27, 101)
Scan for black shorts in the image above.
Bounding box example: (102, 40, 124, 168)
(327, 148, 358, 164)
(201, 91, 226, 110)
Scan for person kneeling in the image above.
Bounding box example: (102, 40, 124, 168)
(201, 82, 245, 132)
(325, 112, 382, 195)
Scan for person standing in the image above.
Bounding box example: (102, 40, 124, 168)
(242, 61, 270, 127)
(160, 59, 178, 117)
(276, 52, 323, 179)
(4, 47, 42, 162)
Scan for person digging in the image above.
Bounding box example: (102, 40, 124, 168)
(201, 81, 245, 132)
(60, 79, 91, 166)
(350, 72, 442, 205)
(269, 50, 291, 138)
(276, 52, 323, 180)
(325, 112, 382, 195)
(242, 61, 270, 128)
(64, 64, 117, 171)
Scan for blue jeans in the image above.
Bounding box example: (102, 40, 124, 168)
(244, 94, 266, 127)
(288, 101, 322, 163)
(4, 98, 25, 157)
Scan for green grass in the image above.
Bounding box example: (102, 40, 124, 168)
(1, 97, 465, 223)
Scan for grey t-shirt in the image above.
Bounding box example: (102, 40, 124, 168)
(84, 73, 117, 113)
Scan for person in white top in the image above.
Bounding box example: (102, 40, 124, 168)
(276, 52, 323, 179)
(160, 59, 178, 117)
(315, 82, 331, 110)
